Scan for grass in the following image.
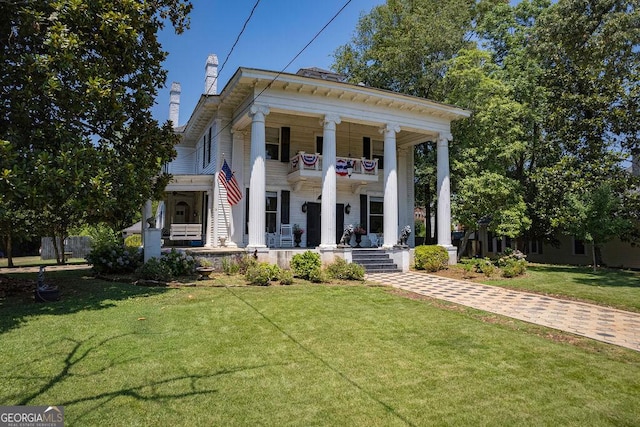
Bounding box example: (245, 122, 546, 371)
(1, 268, 639, 426)
(475, 264, 640, 313)
(0, 256, 87, 268)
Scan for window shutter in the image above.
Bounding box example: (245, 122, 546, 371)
(363, 137, 371, 159)
(202, 135, 206, 168)
(207, 127, 212, 164)
(281, 127, 290, 163)
(316, 136, 323, 155)
(281, 190, 290, 224)
(360, 194, 368, 233)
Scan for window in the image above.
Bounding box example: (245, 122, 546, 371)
(573, 237, 586, 255)
(266, 192, 277, 233)
(316, 136, 323, 155)
(369, 197, 383, 234)
(528, 240, 543, 255)
(487, 232, 494, 252)
(266, 127, 280, 160)
(372, 139, 384, 169)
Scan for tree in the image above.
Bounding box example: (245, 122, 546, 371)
(0, 0, 191, 262)
(452, 172, 531, 258)
(566, 184, 633, 271)
(333, 0, 477, 101)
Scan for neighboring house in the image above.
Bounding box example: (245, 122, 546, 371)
(155, 54, 470, 264)
(476, 231, 640, 270)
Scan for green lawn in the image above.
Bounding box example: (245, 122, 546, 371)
(0, 255, 87, 268)
(1, 269, 639, 426)
(477, 264, 640, 312)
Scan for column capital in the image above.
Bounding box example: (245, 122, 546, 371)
(379, 123, 401, 135)
(249, 104, 270, 119)
(321, 114, 341, 128)
(438, 132, 453, 145)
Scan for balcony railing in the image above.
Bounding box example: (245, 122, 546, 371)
(288, 152, 379, 181)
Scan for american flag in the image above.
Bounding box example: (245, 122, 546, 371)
(218, 159, 242, 206)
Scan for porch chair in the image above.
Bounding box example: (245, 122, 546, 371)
(280, 224, 293, 247)
(369, 233, 383, 248)
(265, 231, 277, 248)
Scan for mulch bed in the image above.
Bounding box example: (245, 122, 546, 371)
(0, 276, 36, 298)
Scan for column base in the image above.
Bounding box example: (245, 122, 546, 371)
(439, 244, 458, 265)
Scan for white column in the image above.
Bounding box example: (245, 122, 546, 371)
(205, 189, 213, 247)
(230, 130, 245, 247)
(247, 105, 270, 248)
(382, 123, 400, 248)
(320, 114, 341, 249)
(397, 147, 409, 238)
(437, 133, 456, 262)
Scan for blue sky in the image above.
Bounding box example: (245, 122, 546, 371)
(152, 0, 384, 125)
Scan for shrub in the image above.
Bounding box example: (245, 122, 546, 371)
(245, 262, 279, 286)
(161, 249, 196, 277)
(414, 245, 449, 272)
(475, 258, 497, 277)
(497, 248, 527, 278)
(237, 255, 257, 274)
(86, 243, 142, 274)
(326, 258, 365, 281)
(279, 269, 294, 285)
(308, 266, 329, 283)
(136, 258, 173, 281)
(124, 234, 142, 248)
(221, 257, 240, 275)
(290, 251, 321, 280)
(501, 258, 527, 278)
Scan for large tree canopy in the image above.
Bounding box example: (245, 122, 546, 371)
(0, 0, 191, 263)
(333, 0, 640, 260)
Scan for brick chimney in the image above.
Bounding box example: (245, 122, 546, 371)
(205, 54, 218, 95)
(169, 82, 181, 128)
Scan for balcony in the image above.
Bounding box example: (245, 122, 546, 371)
(287, 152, 380, 188)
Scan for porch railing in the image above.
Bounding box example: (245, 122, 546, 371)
(288, 152, 379, 177)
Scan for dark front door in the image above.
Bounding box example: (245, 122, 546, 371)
(336, 204, 344, 244)
(306, 202, 321, 247)
(306, 202, 345, 247)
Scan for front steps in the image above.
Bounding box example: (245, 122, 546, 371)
(352, 249, 400, 273)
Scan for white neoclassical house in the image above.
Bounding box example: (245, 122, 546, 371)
(155, 55, 470, 265)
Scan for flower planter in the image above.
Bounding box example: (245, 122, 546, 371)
(35, 286, 59, 302)
(196, 267, 215, 280)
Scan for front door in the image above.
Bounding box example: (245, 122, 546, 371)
(306, 202, 321, 247)
(306, 202, 346, 247)
(336, 204, 344, 244)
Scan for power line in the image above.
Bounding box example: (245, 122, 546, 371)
(192, 0, 354, 164)
(205, 0, 262, 96)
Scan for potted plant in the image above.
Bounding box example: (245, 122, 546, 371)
(353, 225, 366, 248)
(196, 257, 215, 280)
(293, 224, 304, 247)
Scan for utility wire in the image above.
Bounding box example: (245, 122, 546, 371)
(204, 0, 262, 96)
(193, 0, 353, 163)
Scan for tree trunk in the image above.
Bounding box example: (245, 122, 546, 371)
(457, 229, 473, 260)
(424, 182, 433, 244)
(6, 234, 14, 268)
(591, 243, 597, 273)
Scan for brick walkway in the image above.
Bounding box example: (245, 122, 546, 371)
(367, 271, 640, 352)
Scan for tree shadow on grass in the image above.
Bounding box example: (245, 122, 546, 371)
(0, 268, 171, 335)
(4, 333, 272, 425)
(528, 264, 640, 288)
